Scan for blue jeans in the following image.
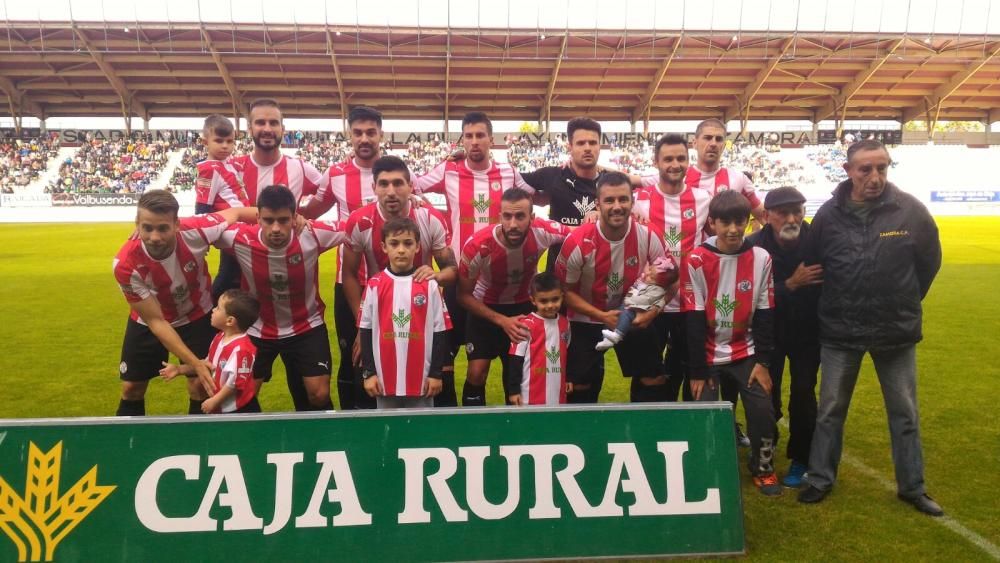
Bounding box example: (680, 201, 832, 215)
(806, 344, 926, 498)
(614, 307, 638, 336)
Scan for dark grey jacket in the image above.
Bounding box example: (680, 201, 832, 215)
(805, 180, 941, 350)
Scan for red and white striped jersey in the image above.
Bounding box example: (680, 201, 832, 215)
(509, 313, 570, 406)
(633, 184, 711, 312)
(215, 221, 347, 339)
(207, 332, 257, 413)
(229, 154, 324, 205)
(314, 158, 378, 283)
(459, 219, 571, 305)
(114, 214, 231, 327)
(684, 239, 774, 366)
(359, 271, 449, 397)
(344, 203, 451, 278)
(412, 159, 534, 256)
(195, 159, 249, 210)
(685, 165, 761, 209)
(555, 220, 667, 324)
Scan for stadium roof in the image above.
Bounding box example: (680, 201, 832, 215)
(3, 21, 1000, 128)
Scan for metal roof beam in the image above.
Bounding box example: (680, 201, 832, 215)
(901, 41, 1000, 122)
(631, 35, 682, 123)
(723, 37, 795, 125)
(813, 38, 904, 122)
(539, 34, 569, 127)
(201, 28, 245, 117)
(326, 29, 349, 128)
(72, 27, 148, 117)
(0, 75, 44, 118)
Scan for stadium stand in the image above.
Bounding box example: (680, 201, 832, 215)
(506, 134, 567, 171)
(402, 136, 455, 175)
(47, 139, 172, 194)
(0, 136, 60, 193)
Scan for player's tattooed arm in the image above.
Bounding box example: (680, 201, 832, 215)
(419, 247, 457, 286)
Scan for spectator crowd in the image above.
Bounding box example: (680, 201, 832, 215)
(47, 139, 171, 194)
(0, 135, 60, 193)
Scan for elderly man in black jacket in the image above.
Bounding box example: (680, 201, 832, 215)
(748, 187, 822, 489)
(797, 140, 943, 516)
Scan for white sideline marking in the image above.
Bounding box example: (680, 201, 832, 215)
(840, 454, 1000, 560)
(778, 420, 1000, 560)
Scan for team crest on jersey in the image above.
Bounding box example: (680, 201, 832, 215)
(490, 181, 502, 192)
(412, 293, 427, 307)
(683, 208, 695, 219)
(288, 253, 303, 265)
(219, 359, 227, 371)
(183, 260, 197, 273)
(737, 280, 751, 292)
(625, 256, 638, 268)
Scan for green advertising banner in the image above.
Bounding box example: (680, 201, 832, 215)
(0, 404, 744, 562)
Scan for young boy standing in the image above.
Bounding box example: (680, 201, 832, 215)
(684, 190, 780, 496)
(360, 217, 450, 409)
(505, 273, 572, 406)
(160, 289, 261, 414)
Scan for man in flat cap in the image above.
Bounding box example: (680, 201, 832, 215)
(747, 186, 822, 488)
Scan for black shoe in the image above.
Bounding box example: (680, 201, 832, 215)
(898, 493, 944, 517)
(797, 485, 829, 504)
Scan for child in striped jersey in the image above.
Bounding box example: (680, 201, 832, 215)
(684, 190, 779, 496)
(360, 217, 451, 409)
(505, 273, 572, 406)
(160, 289, 261, 414)
(595, 255, 679, 352)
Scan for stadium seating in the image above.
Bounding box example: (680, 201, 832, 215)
(0, 136, 60, 193)
(47, 138, 174, 194)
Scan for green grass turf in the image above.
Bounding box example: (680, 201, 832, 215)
(0, 217, 998, 560)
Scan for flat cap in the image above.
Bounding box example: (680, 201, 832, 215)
(763, 186, 806, 210)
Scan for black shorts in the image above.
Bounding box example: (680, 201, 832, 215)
(250, 324, 333, 382)
(567, 321, 663, 383)
(119, 315, 215, 382)
(443, 283, 468, 349)
(654, 311, 689, 377)
(465, 301, 535, 361)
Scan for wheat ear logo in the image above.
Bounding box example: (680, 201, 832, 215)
(606, 272, 624, 294)
(393, 308, 412, 328)
(545, 345, 561, 363)
(663, 226, 682, 247)
(0, 441, 115, 562)
(472, 194, 491, 213)
(713, 294, 738, 317)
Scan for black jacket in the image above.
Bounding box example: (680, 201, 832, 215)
(747, 222, 820, 348)
(804, 181, 941, 350)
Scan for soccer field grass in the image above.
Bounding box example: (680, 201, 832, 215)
(0, 217, 997, 561)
